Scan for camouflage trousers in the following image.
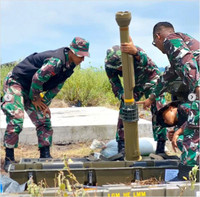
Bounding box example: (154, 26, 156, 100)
(180, 100, 200, 166)
(181, 129, 199, 166)
(1, 73, 53, 148)
(116, 93, 167, 142)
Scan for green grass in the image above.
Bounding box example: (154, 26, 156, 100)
(55, 66, 119, 107)
(1, 63, 16, 98)
(0, 64, 171, 106)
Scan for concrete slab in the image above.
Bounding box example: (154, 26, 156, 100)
(0, 107, 153, 145)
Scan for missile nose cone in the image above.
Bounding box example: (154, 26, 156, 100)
(116, 11, 131, 27)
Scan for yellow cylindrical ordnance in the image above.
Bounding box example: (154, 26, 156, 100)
(116, 12, 134, 100)
(116, 11, 141, 161)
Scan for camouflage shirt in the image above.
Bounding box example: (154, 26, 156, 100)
(105, 46, 161, 100)
(29, 52, 75, 106)
(176, 102, 191, 130)
(180, 100, 200, 166)
(152, 33, 200, 98)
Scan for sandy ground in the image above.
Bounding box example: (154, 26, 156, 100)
(0, 142, 93, 175)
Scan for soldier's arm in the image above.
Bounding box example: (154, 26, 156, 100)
(42, 82, 65, 106)
(171, 127, 184, 152)
(170, 104, 189, 151)
(137, 66, 178, 109)
(135, 47, 163, 89)
(105, 66, 124, 100)
(29, 57, 62, 102)
(133, 47, 149, 66)
(177, 103, 192, 131)
(121, 38, 155, 64)
(164, 36, 200, 93)
(149, 65, 178, 100)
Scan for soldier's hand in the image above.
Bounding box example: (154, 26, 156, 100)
(32, 96, 47, 112)
(167, 130, 174, 141)
(121, 36, 138, 55)
(136, 98, 153, 110)
(171, 131, 179, 152)
(43, 107, 51, 118)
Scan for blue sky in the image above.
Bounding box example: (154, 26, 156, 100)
(1, 0, 199, 69)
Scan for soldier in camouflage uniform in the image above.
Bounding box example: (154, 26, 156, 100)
(105, 40, 167, 157)
(157, 100, 200, 181)
(1, 37, 90, 171)
(139, 22, 200, 109)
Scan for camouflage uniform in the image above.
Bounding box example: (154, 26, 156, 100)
(173, 103, 191, 152)
(1, 37, 90, 149)
(150, 33, 200, 99)
(181, 100, 200, 166)
(176, 101, 200, 180)
(157, 101, 199, 166)
(1, 57, 73, 148)
(172, 103, 191, 155)
(105, 45, 167, 143)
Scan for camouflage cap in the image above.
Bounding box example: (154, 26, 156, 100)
(105, 45, 122, 69)
(156, 100, 181, 127)
(69, 37, 90, 57)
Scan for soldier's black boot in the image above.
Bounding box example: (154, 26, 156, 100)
(169, 163, 194, 181)
(155, 139, 166, 154)
(152, 139, 180, 160)
(4, 148, 15, 172)
(150, 140, 166, 160)
(39, 146, 52, 158)
(150, 139, 167, 160)
(117, 140, 125, 160)
(178, 163, 193, 181)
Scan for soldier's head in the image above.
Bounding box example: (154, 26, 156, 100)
(69, 37, 90, 65)
(157, 101, 180, 127)
(105, 45, 122, 70)
(152, 22, 175, 54)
